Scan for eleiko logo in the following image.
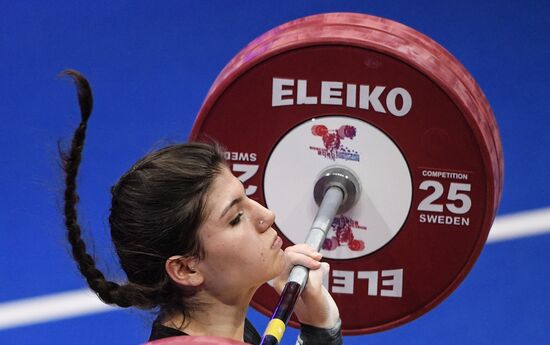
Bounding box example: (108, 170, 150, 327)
(309, 124, 360, 161)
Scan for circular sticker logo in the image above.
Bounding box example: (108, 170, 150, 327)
(264, 116, 412, 259)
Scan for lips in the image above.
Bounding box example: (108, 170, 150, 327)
(271, 234, 283, 249)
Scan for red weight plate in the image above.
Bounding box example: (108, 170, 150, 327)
(190, 13, 503, 335)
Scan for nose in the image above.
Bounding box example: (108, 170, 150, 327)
(252, 199, 275, 232)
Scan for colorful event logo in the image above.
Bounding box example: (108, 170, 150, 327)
(322, 215, 367, 251)
(309, 124, 359, 161)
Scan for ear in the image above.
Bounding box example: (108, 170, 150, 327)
(165, 255, 204, 287)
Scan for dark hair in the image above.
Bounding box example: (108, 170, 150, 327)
(59, 70, 225, 319)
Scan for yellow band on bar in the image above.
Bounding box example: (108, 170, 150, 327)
(263, 318, 286, 343)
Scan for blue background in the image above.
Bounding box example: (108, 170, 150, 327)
(1, 1, 549, 344)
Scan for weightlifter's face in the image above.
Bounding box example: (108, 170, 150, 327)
(195, 166, 285, 301)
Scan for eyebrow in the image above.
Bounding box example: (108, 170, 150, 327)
(220, 196, 244, 219)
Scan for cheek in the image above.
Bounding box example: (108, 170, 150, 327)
(225, 241, 277, 277)
(239, 243, 270, 267)
(202, 230, 282, 282)
(205, 233, 260, 266)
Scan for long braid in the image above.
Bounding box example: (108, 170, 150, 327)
(59, 70, 133, 308)
(59, 70, 225, 317)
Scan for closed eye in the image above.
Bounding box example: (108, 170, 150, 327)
(229, 211, 244, 226)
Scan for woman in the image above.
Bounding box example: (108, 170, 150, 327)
(60, 70, 342, 344)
